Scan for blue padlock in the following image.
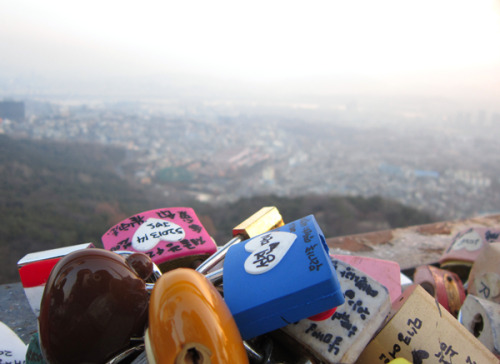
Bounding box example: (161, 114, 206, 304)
(223, 215, 345, 340)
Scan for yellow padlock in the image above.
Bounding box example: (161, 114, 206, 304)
(145, 268, 249, 364)
(388, 359, 412, 364)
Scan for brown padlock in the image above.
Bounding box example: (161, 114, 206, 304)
(413, 264, 465, 317)
(356, 284, 498, 364)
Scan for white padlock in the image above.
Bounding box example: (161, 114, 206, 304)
(279, 258, 391, 364)
(459, 294, 500, 357)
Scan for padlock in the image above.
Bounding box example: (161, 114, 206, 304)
(334, 254, 401, 303)
(145, 268, 248, 364)
(356, 284, 499, 364)
(439, 227, 500, 281)
(101, 207, 217, 272)
(0, 321, 27, 363)
(459, 294, 500, 357)
(223, 215, 345, 340)
(278, 258, 391, 364)
(38, 249, 151, 364)
(17, 242, 95, 316)
(467, 242, 500, 304)
(196, 206, 284, 275)
(413, 264, 466, 317)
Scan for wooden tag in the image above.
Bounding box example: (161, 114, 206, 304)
(356, 284, 499, 364)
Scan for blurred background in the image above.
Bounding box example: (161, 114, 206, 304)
(1, 0, 499, 283)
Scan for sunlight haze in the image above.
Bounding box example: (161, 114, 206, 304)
(1, 0, 500, 104)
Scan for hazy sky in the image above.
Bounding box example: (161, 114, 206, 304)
(1, 0, 500, 102)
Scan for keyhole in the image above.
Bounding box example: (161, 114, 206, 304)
(185, 348, 202, 364)
(176, 343, 212, 364)
(471, 313, 484, 337)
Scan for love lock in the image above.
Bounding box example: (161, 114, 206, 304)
(459, 294, 500, 357)
(38, 249, 152, 364)
(278, 258, 391, 364)
(334, 255, 402, 303)
(102, 207, 217, 272)
(413, 265, 466, 317)
(467, 242, 500, 304)
(439, 227, 500, 281)
(356, 284, 498, 364)
(222, 215, 345, 340)
(145, 268, 248, 364)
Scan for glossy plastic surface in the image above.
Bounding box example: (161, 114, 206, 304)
(101, 207, 217, 268)
(147, 268, 248, 364)
(39, 249, 150, 364)
(224, 215, 345, 340)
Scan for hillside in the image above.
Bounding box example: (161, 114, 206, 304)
(0, 135, 438, 284)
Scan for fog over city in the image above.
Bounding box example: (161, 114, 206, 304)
(2, 0, 500, 104)
(1, 0, 500, 221)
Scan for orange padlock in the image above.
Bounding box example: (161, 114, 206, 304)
(145, 268, 249, 364)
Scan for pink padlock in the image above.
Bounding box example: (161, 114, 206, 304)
(102, 207, 217, 272)
(439, 227, 500, 280)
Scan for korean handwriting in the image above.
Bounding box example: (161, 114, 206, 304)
(107, 215, 145, 236)
(434, 342, 458, 364)
(303, 323, 343, 355)
(252, 233, 280, 268)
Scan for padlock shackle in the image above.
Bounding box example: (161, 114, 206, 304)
(196, 207, 284, 275)
(195, 236, 242, 275)
(205, 268, 223, 286)
(105, 343, 145, 364)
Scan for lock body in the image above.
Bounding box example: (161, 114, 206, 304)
(0, 321, 28, 363)
(281, 258, 391, 364)
(38, 249, 150, 364)
(146, 268, 248, 364)
(413, 265, 465, 317)
(102, 207, 216, 271)
(467, 242, 500, 304)
(356, 284, 498, 364)
(223, 215, 345, 340)
(232, 206, 285, 239)
(439, 227, 500, 281)
(335, 254, 401, 303)
(459, 294, 500, 357)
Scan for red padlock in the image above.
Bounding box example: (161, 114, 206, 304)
(413, 265, 466, 317)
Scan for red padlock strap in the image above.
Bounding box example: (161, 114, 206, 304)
(19, 258, 61, 287)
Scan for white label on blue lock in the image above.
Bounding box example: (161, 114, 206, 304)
(244, 232, 297, 274)
(132, 218, 185, 251)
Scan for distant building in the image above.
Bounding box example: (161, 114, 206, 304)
(0, 100, 25, 122)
